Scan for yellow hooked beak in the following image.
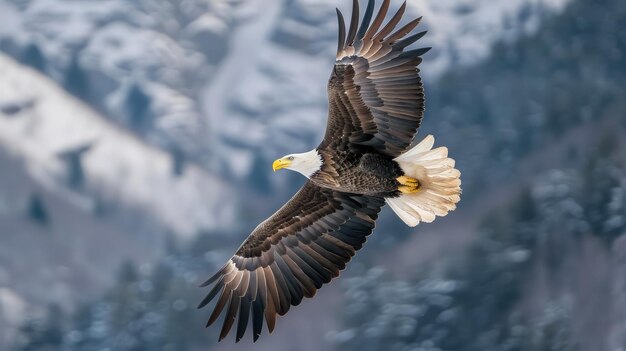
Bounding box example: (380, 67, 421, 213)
(272, 158, 292, 172)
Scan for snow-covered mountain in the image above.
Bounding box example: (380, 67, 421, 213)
(0, 53, 236, 237)
(0, 0, 571, 181)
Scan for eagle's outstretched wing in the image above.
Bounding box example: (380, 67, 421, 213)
(198, 182, 384, 342)
(321, 0, 429, 157)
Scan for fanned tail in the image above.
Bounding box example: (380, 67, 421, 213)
(386, 135, 461, 227)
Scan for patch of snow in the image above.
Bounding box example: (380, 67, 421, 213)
(82, 23, 204, 86)
(408, 0, 570, 75)
(0, 288, 26, 325)
(186, 13, 228, 35)
(0, 2, 28, 44)
(22, 0, 131, 63)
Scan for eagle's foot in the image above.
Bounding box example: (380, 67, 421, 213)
(397, 176, 420, 194)
(397, 175, 418, 186)
(398, 185, 419, 194)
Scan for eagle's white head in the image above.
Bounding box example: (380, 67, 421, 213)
(272, 149, 322, 178)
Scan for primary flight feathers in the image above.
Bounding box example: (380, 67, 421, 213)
(198, 0, 461, 342)
(328, 0, 429, 157)
(198, 186, 385, 342)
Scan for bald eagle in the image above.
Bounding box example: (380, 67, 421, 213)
(199, 0, 461, 342)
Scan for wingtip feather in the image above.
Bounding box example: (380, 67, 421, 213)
(336, 8, 346, 55)
(345, 0, 360, 47)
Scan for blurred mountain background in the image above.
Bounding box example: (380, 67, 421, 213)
(0, 0, 624, 350)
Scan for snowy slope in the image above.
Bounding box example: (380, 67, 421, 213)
(0, 53, 236, 237)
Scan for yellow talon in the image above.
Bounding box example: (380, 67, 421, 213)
(399, 185, 420, 194)
(397, 176, 420, 194)
(397, 175, 419, 186)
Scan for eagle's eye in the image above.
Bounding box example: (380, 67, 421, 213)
(288, 156, 294, 161)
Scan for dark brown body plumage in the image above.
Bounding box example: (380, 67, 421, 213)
(312, 149, 403, 197)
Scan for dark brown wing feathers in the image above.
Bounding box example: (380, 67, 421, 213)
(354, 0, 375, 50)
(345, 0, 360, 48)
(199, 182, 384, 342)
(325, 0, 429, 157)
(336, 9, 347, 56)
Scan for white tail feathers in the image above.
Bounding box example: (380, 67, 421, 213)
(387, 135, 462, 227)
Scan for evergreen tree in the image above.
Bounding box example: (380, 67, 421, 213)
(125, 83, 152, 132)
(247, 155, 272, 194)
(21, 43, 46, 73)
(58, 144, 91, 191)
(15, 305, 65, 351)
(26, 193, 49, 226)
(169, 147, 185, 177)
(581, 144, 626, 244)
(64, 55, 90, 103)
